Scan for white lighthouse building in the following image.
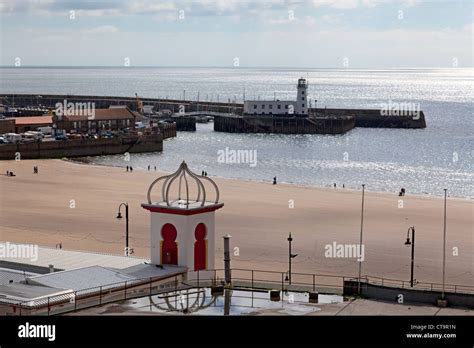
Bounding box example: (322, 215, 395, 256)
(243, 77, 308, 116)
(141, 161, 224, 273)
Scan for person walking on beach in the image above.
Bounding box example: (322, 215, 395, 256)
(126, 166, 129, 172)
(334, 183, 337, 188)
(154, 166, 156, 171)
(148, 165, 150, 171)
(273, 176, 277, 185)
(130, 166, 133, 173)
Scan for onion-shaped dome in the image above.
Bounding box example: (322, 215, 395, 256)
(147, 161, 220, 208)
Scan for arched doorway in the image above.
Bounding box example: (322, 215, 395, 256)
(161, 223, 178, 265)
(194, 223, 207, 270)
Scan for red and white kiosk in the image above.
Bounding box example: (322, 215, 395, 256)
(142, 161, 224, 274)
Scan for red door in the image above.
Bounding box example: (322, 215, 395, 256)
(194, 223, 207, 270)
(161, 223, 178, 265)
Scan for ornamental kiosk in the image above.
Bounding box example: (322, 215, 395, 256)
(142, 161, 224, 274)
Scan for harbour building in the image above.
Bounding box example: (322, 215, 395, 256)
(243, 78, 308, 116)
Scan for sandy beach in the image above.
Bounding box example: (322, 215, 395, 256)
(0, 159, 472, 287)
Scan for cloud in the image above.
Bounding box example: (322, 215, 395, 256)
(86, 25, 119, 34)
(0, 0, 424, 18)
(312, 0, 420, 9)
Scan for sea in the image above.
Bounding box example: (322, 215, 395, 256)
(1, 67, 472, 198)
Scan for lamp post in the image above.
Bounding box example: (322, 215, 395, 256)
(357, 184, 366, 295)
(404, 226, 416, 287)
(116, 202, 130, 256)
(442, 188, 447, 300)
(286, 233, 298, 285)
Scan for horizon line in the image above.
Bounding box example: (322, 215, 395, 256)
(1, 65, 472, 70)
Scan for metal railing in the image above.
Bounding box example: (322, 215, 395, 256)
(2, 268, 473, 316)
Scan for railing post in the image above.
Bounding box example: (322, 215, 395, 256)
(197, 270, 200, 289)
(74, 291, 77, 312)
(47, 296, 50, 316)
(175, 275, 178, 308)
(149, 277, 152, 296)
(251, 270, 254, 289)
(312, 274, 315, 292)
(124, 281, 127, 300)
(281, 272, 284, 292)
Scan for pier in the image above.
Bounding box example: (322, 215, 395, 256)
(214, 115, 356, 134)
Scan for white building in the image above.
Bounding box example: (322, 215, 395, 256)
(244, 78, 308, 116)
(141, 161, 224, 275)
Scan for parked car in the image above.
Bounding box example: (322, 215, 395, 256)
(4, 133, 22, 144)
(37, 126, 53, 135)
(55, 134, 68, 141)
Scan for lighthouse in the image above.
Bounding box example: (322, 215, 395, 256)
(141, 161, 224, 272)
(295, 77, 308, 115)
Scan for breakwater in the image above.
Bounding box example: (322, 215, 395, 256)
(1, 94, 242, 115)
(313, 107, 426, 128)
(0, 134, 163, 160)
(214, 115, 356, 134)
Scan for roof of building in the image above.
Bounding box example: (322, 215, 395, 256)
(59, 108, 142, 122)
(0, 283, 71, 304)
(146, 161, 221, 208)
(14, 116, 53, 126)
(27, 265, 137, 292)
(0, 242, 149, 271)
(0, 268, 38, 286)
(244, 100, 295, 104)
(27, 264, 187, 293)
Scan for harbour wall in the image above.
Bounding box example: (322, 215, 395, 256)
(1, 94, 242, 115)
(0, 134, 163, 160)
(158, 122, 177, 139)
(313, 107, 426, 128)
(214, 116, 356, 134)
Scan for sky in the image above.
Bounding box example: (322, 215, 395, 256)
(0, 0, 472, 68)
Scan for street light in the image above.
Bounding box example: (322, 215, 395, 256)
(442, 188, 447, 300)
(116, 202, 130, 256)
(357, 184, 366, 295)
(286, 233, 298, 285)
(404, 226, 416, 287)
